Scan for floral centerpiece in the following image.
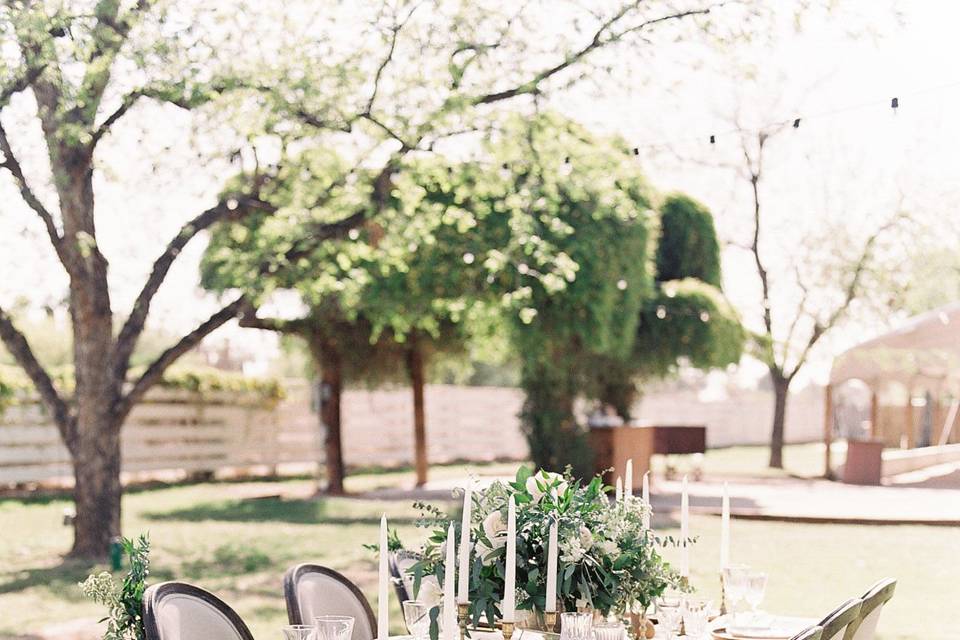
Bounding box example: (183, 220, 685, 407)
(401, 467, 684, 631)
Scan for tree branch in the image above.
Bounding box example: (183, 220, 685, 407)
(0, 63, 47, 107)
(116, 295, 246, 420)
(0, 305, 74, 447)
(112, 195, 274, 379)
(0, 121, 73, 269)
(237, 302, 311, 335)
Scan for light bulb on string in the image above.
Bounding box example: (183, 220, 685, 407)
(499, 162, 511, 180)
(656, 306, 667, 319)
(559, 156, 572, 176)
(891, 97, 899, 113)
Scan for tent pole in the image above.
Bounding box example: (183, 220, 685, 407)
(824, 383, 834, 479)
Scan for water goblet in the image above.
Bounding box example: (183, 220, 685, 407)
(592, 619, 625, 640)
(560, 612, 593, 640)
(283, 625, 316, 640)
(655, 594, 682, 640)
(403, 600, 431, 640)
(313, 615, 355, 640)
(722, 563, 750, 625)
(681, 598, 712, 639)
(744, 571, 768, 622)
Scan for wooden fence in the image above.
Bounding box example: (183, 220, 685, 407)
(0, 388, 322, 485)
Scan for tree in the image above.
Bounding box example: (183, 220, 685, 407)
(729, 125, 903, 468)
(2, 0, 734, 557)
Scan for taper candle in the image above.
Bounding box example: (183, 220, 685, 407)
(642, 471, 651, 529)
(457, 485, 473, 603)
(680, 475, 689, 578)
(443, 522, 457, 640)
(720, 481, 730, 569)
(502, 496, 517, 622)
(615, 476, 623, 503)
(378, 514, 389, 640)
(625, 458, 633, 498)
(545, 519, 558, 612)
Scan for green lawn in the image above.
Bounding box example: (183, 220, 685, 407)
(0, 456, 947, 640)
(655, 442, 848, 479)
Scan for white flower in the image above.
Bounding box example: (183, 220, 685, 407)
(525, 470, 569, 503)
(475, 540, 499, 566)
(415, 575, 443, 606)
(482, 510, 508, 548)
(599, 540, 619, 558)
(579, 526, 593, 550)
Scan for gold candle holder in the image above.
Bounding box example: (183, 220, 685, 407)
(544, 611, 557, 633)
(458, 602, 470, 639)
(501, 621, 515, 640)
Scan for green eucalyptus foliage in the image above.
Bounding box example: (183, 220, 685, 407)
(654, 194, 722, 287)
(79, 534, 151, 640)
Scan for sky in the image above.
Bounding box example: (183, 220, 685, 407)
(2, 0, 959, 385)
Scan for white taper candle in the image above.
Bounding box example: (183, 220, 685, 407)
(680, 475, 689, 578)
(545, 519, 558, 612)
(615, 476, 623, 503)
(625, 459, 633, 498)
(502, 496, 517, 622)
(720, 481, 730, 569)
(443, 522, 457, 640)
(458, 485, 473, 603)
(378, 514, 389, 640)
(642, 471, 651, 529)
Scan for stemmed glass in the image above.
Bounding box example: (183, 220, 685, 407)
(283, 625, 316, 640)
(744, 571, 768, 623)
(313, 615, 355, 640)
(559, 612, 593, 640)
(403, 600, 431, 640)
(722, 564, 750, 626)
(655, 594, 682, 640)
(681, 598, 712, 639)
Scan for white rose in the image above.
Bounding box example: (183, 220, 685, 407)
(415, 575, 443, 607)
(579, 526, 593, 550)
(483, 510, 508, 548)
(600, 540, 619, 557)
(525, 470, 568, 503)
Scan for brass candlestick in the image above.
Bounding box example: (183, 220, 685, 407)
(501, 621, 515, 640)
(544, 611, 557, 633)
(458, 602, 470, 639)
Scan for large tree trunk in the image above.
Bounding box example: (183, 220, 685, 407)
(70, 418, 122, 558)
(315, 342, 345, 495)
(406, 341, 428, 487)
(768, 372, 791, 469)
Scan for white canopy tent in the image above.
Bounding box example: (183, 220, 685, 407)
(824, 303, 960, 474)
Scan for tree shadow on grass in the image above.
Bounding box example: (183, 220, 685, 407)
(0, 558, 175, 597)
(142, 496, 420, 525)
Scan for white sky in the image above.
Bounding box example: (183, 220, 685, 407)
(2, 0, 959, 385)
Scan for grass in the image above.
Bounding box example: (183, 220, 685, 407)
(0, 452, 945, 640)
(655, 442, 848, 479)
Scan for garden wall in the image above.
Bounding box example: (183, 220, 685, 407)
(0, 382, 823, 484)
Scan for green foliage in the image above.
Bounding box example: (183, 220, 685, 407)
(399, 467, 681, 629)
(78, 534, 151, 640)
(0, 364, 283, 411)
(654, 194, 722, 287)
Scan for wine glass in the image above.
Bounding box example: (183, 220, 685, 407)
(722, 564, 750, 625)
(313, 615, 355, 640)
(592, 619, 625, 640)
(403, 600, 431, 640)
(560, 612, 593, 640)
(283, 625, 316, 640)
(744, 571, 768, 622)
(655, 594, 682, 640)
(681, 598, 712, 639)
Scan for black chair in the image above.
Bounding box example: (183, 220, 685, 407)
(818, 598, 863, 640)
(846, 579, 896, 640)
(389, 549, 421, 604)
(143, 581, 254, 640)
(283, 564, 377, 640)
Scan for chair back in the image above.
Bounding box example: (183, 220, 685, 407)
(819, 598, 863, 640)
(143, 582, 254, 640)
(389, 550, 419, 604)
(283, 564, 377, 640)
(847, 579, 896, 640)
(791, 626, 823, 640)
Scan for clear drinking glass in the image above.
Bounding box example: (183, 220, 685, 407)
(403, 600, 431, 640)
(655, 595, 682, 640)
(283, 625, 317, 640)
(722, 564, 750, 625)
(560, 612, 593, 640)
(681, 598, 712, 639)
(313, 615, 355, 640)
(744, 571, 768, 620)
(592, 619, 625, 640)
